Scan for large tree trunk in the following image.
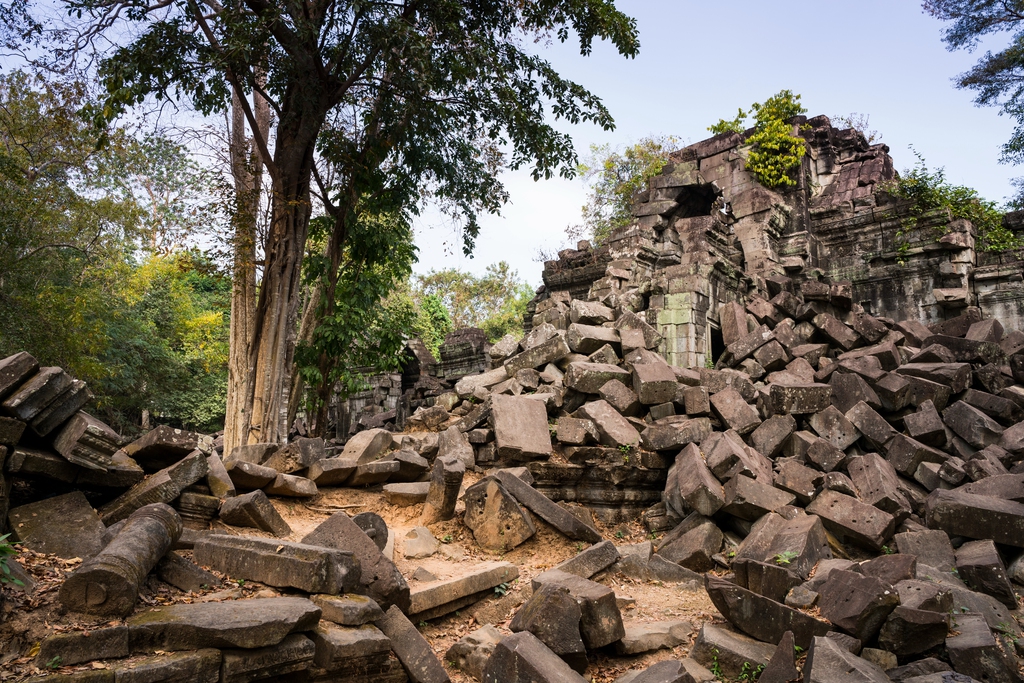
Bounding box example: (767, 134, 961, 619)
(286, 281, 321, 434)
(223, 89, 268, 457)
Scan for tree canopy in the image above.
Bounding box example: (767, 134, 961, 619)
(414, 262, 534, 342)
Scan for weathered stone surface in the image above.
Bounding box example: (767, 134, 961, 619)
(218, 489, 291, 536)
(567, 323, 619, 354)
(818, 569, 899, 642)
(556, 417, 599, 446)
(632, 362, 677, 405)
(943, 401, 1005, 449)
(722, 475, 795, 521)
(51, 412, 118, 470)
(219, 633, 313, 683)
(849, 453, 912, 519)
(205, 453, 235, 499)
(495, 469, 602, 542)
(420, 455, 465, 526)
(710, 388, 761, 435)
(0, 352, 39, 401)
(878, 606, 948, 656)
(509, 584, 586, 664)
(263, 436, 325, 474)
(806, 437, 846, 473)
(463, 476, 536, 552)
(564, 362, 631, 394)
(112, 648, 221, 683)
(706, 575, 831, 648)
(60, 503, 182, 617)
(955, 539, 1017, 608)
(127, 597, 321, 651)
(774, 460, 823, 505)
(264, 472, 318, 497)
(384, 481, 431, 507)
(36, 626, 129, 667)
(758, 630, 800, 683)
(576, 399, 641, 449)
(657, 520, 722, 572)
(123, 425, 205, 472)
(376, 604, 451, 683)
(806, 489, 895, 551)
(492, 394, 553, 461)
(690, 623, 774, 680)
(925, 488, 1024, 548)
(804, 636, 890, 683)
(2, 366, 71, 421)
(808, 405, 860, 450)
(225, 442, 278, 465)
(100, 450, 208, 525)
(531, 568, 624, 649)
(341, 428, 395, 464)
(640, 417, 711, 452)
(314, 593, 385, 626)
(302, 512, 410, 611)
(895, 530, 955, 571)
(945, 613, 1019, 682)
(547, 540, 619, 582)
(156, 551, 221, 593)
(481, 631, 588, 683)
(897, 363, 972, 394)
(446, 624, 503, 681)
(438, 425, 476, 469)
(749, 414, 796, 459)
(614, 620, 692, 655)
(504, 334, 571, 376)
(666, 443, 724, 517)
(347, 459, 400, 486)
(193, 534, 359, 595)
(408, 561, 519, 620)
(769, 383, 832, 415)
(224, 459, 279, 490)
(9, 491, 105, 560)
(310, 622, 391, 670)
(884, 434, 947, 477)
(403, 527, 439, 559)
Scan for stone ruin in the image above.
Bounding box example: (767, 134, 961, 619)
(6, 116, 1024, 682)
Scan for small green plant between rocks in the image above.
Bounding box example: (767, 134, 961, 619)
(0, 533, 25, 587)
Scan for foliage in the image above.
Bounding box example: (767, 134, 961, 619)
(0, 533, 24, 587)
(709, 90, 808, 189)
(773, 550, 798, 566)
(414, 295, 454, 359)
(0, 69, 230, 434)
(574, 135, 679, 244)
(831, 113, 881, 144)
(413, 263, 534, 343)
(882, 150, 1021, 255)
(924, 1, 1024, 204)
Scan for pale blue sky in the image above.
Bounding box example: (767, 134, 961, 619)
(413, 1, 1020, 286)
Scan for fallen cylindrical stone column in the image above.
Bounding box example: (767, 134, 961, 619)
(59, 502, 182, 616)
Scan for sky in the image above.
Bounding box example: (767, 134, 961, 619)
(412, 1, 1021, 287)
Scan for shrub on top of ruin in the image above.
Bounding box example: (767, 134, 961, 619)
(709, 90, 808, 190)
(883, 149, 1022, 254)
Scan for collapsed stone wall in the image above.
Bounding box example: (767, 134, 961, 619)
(529, 116, 1024, 369)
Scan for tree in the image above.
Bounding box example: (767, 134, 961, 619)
(572, 135, 679, 244)
(924, 1, 1024, 203)
(414, 262, 534, 341)
(64, 0, 641, 448)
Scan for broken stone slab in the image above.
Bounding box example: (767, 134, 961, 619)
(313, 593, 385, 626)
(567, 323, 619, 354)
(376, 604, 451, 683)
(710, 388, 761, 435)
(722, 475, 796, 521)
(59, 503, 182, 617)
(446, 624, 503, 682)
(550, 540, 620, 579)
(818, 569, 899, 643)
(509, 583, 586, 670)
(656, 520, 722, 572)
(943, 401, 1005, 449)
(895, 530, 955, 571)
(945, 612, 1020, 682)
(455, 366, 509, 398)
(340, 428, 395, 465)
(2, 366, 72, 421)
(803, 636, 890, 683)
(217, 489, 290, 536)
(462, 476, 536, 552)
(420, 454, 465, 526)
(806, 489, 895, 551)
(204, 453, 235, 499)
(438, 424, 475, 469)
(156, 551, 221, 593)
(849, 453, 912, 520)
(408, 561, 519, 620)
(220, 633, 314, 683)
(494, 469, 602, 542)
(301, 512, 410, 612)
(530, 568, 625, 649)
(403, 527, 439, 559)
(614, 620, 692, 655)
(51, 411, 118, 470)
(310, 621, 391, 670)
(877, 605, 949, 656)
(769, 383, 832, 415)
(706, 575, 831, 648)
(640, 417, 711, 452)
(36, 625, 130, 668)
(806, 437, 846, 472)
(225, 442, 278, 465)
(774, 460, 823, 506)
(123, 425, 206, 472)
(925, 488, 1024, 548)
(808, 405, 860, 450)
(576, 398, 641, 448)
(108, 648, 221, 683)
(689, 623, 774, 680)
(761, 513, 832, 581)
(557, 416, 601, 446)
(632, 362, 677, 405)
(264, 472, 318, 497)
(126, 596, 321, 651)
(884, 433, 948, 477)
(758, 630, 800, 683)
(346, 459, 400, 486)
(564, 362, 631, 394)
(955, 539, 1017, 608)
(504, 334, 571, 376)
(897, 363, 972, 394)
(193, 534, 359, 595)
(491, 394, 553, 461)
(99, 449, 208, 525)
(668, 443, 724, 517)
(384, 482, 431, 507)
(830, 372, 882, 413)
(8, 491, 105, 560)
(749, 414, 797, 459)
(0, 351, 39, 400)
(263, 436, 325, 473)
(224, 459, 279, 490)
(482, 631, 587, 683)
(904, 400, 948, 448)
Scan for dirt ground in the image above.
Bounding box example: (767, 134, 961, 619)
(0, 477, 722, 682)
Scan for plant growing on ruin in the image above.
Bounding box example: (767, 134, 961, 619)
(773, 550, 798, 566)
(0, 534, 24, 587)
(882, 149, 1021, 254)
(709, 90, 808, 190)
